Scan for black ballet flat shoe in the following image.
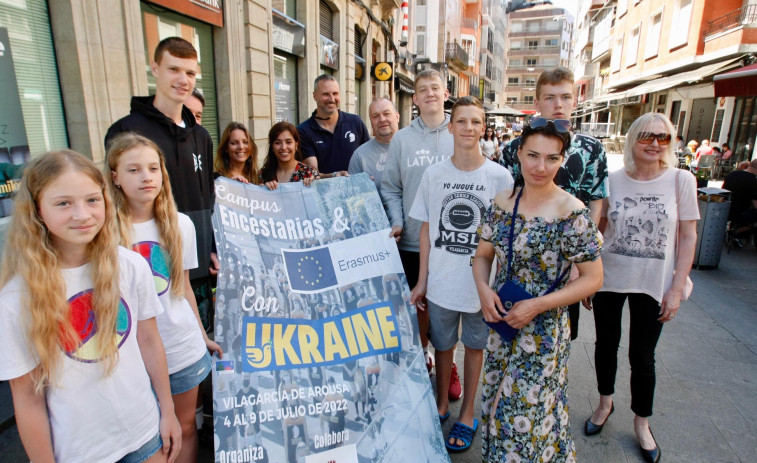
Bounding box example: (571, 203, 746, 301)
(639, 429, 661, 463)
(584, 403, 614, 436)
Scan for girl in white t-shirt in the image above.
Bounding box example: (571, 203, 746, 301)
(106, 133, 223, 463)
(0, 150, 181, 462)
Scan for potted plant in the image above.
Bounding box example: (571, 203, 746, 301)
(695, 168, 709, 188)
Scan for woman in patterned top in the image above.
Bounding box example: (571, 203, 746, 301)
(472, 119, 604, 463)
(261, 122, 320, 189)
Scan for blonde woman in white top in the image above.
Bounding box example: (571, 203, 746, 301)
(584, 112, 699, 463)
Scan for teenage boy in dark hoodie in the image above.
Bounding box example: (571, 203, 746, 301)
(105, 37, 218, 318)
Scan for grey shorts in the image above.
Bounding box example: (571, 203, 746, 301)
(427, 299, 488, 351)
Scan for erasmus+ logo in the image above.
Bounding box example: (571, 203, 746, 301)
(241, 302, 401, 372)
(283, 247, 338, 292)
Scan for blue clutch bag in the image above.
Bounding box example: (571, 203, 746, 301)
(483, 280, 533, 342)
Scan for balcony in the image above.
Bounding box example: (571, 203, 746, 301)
(508, 46, 561, 57)
(505, 82, 537, 90)
(445, 42, 470, 71)
(375, 0, 401, 12)
(703, 4, 757, 38)
(469, 83, 481, 98)
(462, 17, 479, 32)
(509, 102, 536, 110)
(509, 27, 562, 38)
(507, 64, 553, 73)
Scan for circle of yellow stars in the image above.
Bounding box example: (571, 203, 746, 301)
(297, 255, 324, 287)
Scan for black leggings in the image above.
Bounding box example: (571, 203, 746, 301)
(592, 291, 664, 418)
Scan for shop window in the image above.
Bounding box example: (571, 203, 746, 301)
(141, 2, 219, 144)
(0, 0, 68, 219)
(274, 55, 299, 123)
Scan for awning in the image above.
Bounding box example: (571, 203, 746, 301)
(714, 63, 757, 97)
(487, 105, 525, 117)
(625, 57, 742, 97)
(593, 90, 629, 104)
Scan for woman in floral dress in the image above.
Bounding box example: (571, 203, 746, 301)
(473, 119, 604, 462)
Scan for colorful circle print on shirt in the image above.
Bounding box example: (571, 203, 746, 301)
(63, 290, 131, 362)
(132, 241, 170, 295)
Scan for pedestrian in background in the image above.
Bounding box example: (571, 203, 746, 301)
(479, 126, 501, 161)
(585, 113, 698, 463)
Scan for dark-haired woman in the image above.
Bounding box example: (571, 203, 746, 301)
(480, 126, 501, 161)
(261, 122, 320, 189)
(214, 122, 259, 183)
(472, 119, 604, 462)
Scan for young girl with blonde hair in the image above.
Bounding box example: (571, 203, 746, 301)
(0, 150, 181, 462)
(106, 132, 222, 463)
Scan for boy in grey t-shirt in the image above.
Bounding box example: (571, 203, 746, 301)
(409, 97, 513, 452)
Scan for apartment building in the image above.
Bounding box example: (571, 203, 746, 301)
(577, 0, 757, 162)
(504, 4, 574, 115)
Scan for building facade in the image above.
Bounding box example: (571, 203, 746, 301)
(504, 4, 574, 115)
(575, 0, 757, 164)
(0, 0, 410, 240)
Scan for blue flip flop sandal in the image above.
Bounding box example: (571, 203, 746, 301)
(439, 411, 450, 423)
(445, 419, 478, 453)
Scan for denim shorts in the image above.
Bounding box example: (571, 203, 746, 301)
(117, 433, 162, 463)
(169, 351, 212, 395)
(427, 299, 488, 351)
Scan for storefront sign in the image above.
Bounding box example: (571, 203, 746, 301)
(211, 175, 450, 463)
(373, 62, 393, 81)
(273, 9, 305, 58)
(395, 74, 414, 94)
(146, 0, 223, 27)
(319, 36, 339, 70)
(0, 28, 29, 218)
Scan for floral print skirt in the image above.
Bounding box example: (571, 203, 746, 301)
(481, 306, 576, 463)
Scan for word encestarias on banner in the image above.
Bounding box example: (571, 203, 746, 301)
(211, 175, 450, 463)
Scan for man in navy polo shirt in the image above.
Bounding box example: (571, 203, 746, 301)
(298, 74, 370, 177)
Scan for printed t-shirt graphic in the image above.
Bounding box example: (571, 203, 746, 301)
(435, 191, 486, 255)
(64, 290, 131, 362)
(132, 241, 171, 295)
(606, 195, 669, 260)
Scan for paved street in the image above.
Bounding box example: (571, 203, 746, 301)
(443, 244, 757, 463)
(1, 152, 755, 462)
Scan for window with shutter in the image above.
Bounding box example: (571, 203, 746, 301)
(0, 0, 68, 158)
(320, 1, 333, 40)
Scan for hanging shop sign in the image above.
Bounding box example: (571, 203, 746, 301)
(146, 0, 224, 27)
(272, 9, 306, 58)
(373, 62, 393, 81)
(320, 36, 340, 70)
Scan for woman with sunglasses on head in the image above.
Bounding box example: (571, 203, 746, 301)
(473, 118, 604, 463)
(480, 126, 501, 161)
(584, 113, 698, 463)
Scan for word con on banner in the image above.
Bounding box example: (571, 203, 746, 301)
(242, 302, 401, 372)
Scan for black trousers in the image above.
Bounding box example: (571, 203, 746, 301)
(592, 291, 664, 418)
(568, 303, 580, 340)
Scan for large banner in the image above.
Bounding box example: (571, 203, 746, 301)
(211, 175, 450, 463)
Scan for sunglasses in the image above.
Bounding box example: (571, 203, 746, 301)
(528, 118, 571, 133)
(637, 132, 671, 146)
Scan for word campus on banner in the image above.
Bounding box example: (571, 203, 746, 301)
(211, 175, 450, 463)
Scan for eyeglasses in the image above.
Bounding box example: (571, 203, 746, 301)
(637, 132, 671, 146)
(528, 118, 571, 133)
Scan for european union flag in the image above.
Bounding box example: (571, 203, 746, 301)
(282, 247, 338, 292)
